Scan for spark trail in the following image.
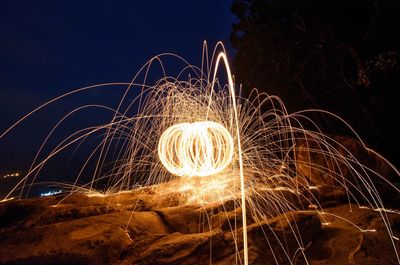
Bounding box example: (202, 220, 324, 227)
(1, 42, 400, 265)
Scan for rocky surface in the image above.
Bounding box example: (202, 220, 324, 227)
(0, 136, 399, 265)
(0, 186, 399, 265)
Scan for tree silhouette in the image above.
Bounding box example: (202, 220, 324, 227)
(230, 0, 400, 166)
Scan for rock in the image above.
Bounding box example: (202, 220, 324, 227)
(155, 205, 202, 233)
(295, 135, 400, 205)
(224, 212, 322, 264)
(0, 188, 399, 265)
(133, 230, 226, 265)
(0, 212, 133, 265)
(299, 184, 347, 208)
(302, 204, 400, 265)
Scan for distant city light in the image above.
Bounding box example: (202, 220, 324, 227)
(40, 190, 63, 197)
(2, 172, 20, 178)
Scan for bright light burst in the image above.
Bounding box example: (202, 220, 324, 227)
(158, 121, 234, 177)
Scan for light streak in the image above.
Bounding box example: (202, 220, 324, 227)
(359, 206, 400, 215)
(1, 42, 400, 264)
(158, 121, 234, 177)
(0, 197, 15, 203)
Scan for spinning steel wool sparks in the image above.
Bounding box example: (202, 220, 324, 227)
(1, 42, 400, 265)
(158, 121, 234, 177)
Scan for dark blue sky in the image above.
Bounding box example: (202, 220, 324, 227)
(0, 1, 235, 180)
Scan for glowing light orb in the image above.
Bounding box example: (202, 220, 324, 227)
(158, 121, 234, 177)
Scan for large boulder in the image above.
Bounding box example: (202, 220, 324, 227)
(295, 135, 400, 205)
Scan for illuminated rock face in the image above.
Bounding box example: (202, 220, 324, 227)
(158, 121, 234, 177)
(0, 189, 399, 265)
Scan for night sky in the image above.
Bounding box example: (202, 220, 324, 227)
(0, 1, 235, 195)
